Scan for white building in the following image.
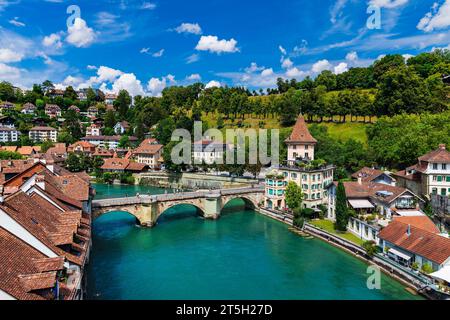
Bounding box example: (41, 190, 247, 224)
(81, 135, 137, 150)
(86, 123, 102, 136)
(0, 127, 19, 143)
(193, 139, 231, 165)
(394, 144, 450, 198)
(114, 121, 130, 135)
(21, 103, 36, 115)
(264, 115, 334, 211)
(105, 93, 117, 105)
(131, 138, 163, 169)
(29, 126, 58, 143)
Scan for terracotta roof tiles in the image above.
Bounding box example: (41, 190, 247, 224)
(285, 116, 317, 144)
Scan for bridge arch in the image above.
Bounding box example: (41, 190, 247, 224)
(156, 202, 206, 223)
(93, 208, 144, 225)
(221, 196, 257, 212)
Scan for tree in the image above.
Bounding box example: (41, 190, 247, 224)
(41, 80, 54, 95)
(0, 81, 16, 102)
(40, 140, 55, 153)
(64, 86, 78, 101)
(65, 153, 82, 172)
(362, 241, 378, 257)
(104, 110, 116, 129)
(114, 89, 132, 119)
(335, 182, 349, 231)
(315, 70, 337, 91)
(0, 150, 23, 160)
(119, 135, 131, 148)
(372, 54, 405, 82)
(285, 181, 303, 211)
(62, 109, 83, 142)
(374, 66, 431, 116)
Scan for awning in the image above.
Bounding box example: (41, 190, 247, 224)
(388, 248, 413, 261)
(348, 199, 374, 209)
(430, 266, 450, 283)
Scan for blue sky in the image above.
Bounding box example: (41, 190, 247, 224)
(0, 0, 449, 96)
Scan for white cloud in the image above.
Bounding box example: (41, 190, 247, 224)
(417, 0, 450, 32)
(152, 49, 165, 58)
(0, 48, 23, 63)
(187, 73, 201, 81)
(147, 77, 166, 96)
(186, 53, 200, 64)
(0, 63, 21, 80)
(66, 18, 96, 48)
(141, 2, 156, 10)
(312, 59, 332, 73)
(286, 67, 305, 78)
(87, 65, 97, 70)
(278, 45, 287, 55)
(245, 62, 264, 73)
(43, 32, 63, 49)
(175, 23, 202, 35)
(345, 51, 358, 62)
(281, 58, 293, 69)
(205, 80, 222, 89)
(369, 0, 409, 9)
(195, 35, 239, 54)
(140, 47, 150, 54)
(334, 62, 348, 74)
(402, 54, 414, 61)
(261, 68, 274, 77)
(9, 17, 25, 27)
(113, 73, 145, 97)
(95, 66, 123, 83)
(146, 75, 176, 96)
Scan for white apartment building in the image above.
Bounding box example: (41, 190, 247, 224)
(0, 127, 19, 143)
(81, 135, 137, 150)
(29, 126, 58, 143)
(394, 144, 450, 198)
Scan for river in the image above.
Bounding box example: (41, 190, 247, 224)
(86, 183, 421, 300)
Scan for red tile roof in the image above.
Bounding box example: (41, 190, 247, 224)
(133, 138, 163, 155)
(351, 167, 388, 183)
(379, 220, 450, 265)
(418, 144, 450, 163)
(285, 116, 317, 144)
(342, 181, 418, 204)
(392, 215, 440, 234)
(0, 227, 57, 300)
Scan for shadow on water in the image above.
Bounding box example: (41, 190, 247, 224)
(221, 198, 253, 215)
(157, 204, 204, 224)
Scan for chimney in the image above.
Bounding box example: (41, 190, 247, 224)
(357, 176, 362, 185)
(407, 224, 411, 237)
(35, 175, 45, 190)
(439, 144, 446, 151)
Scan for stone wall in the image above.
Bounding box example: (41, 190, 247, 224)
(134, 172, 259, 190)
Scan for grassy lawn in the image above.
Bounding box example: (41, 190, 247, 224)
(318, 122, 369, 146)
(309, 219, 365, 246)
(201, 112, 369, 145)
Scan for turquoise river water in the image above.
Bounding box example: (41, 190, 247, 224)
(87, 183, 421, 300)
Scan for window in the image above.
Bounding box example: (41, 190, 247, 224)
(302, 174, 307, 181)
(437, 176, 443, 182)
(305, 145, 309, 150)
(304, 194, 308, 200)
(291, 173, 297, 179)
(443, 164, 447, 170)
(305, 152, 309, 159)
(433, 163, 438, 170)
(441, 188, 447, 196)
(432, 188, 438, 195)
(446, 176, 450, 182)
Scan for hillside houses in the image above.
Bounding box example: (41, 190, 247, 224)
(44, 104, 61, 118)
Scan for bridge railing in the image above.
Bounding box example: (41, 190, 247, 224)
(92, 186, 265, 208)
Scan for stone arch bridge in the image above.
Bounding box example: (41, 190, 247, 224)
(92, 187, 265, 227)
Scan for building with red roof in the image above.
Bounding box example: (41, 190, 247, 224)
(393, 144, 450, 198)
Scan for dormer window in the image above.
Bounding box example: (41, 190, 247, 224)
(443, 164, 447, 170)
(433, 163, 438, 170)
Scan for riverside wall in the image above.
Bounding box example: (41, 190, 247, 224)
(134, 172, 259, 190)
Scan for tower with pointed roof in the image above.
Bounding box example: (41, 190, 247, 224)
(285, 115, 317, 164)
